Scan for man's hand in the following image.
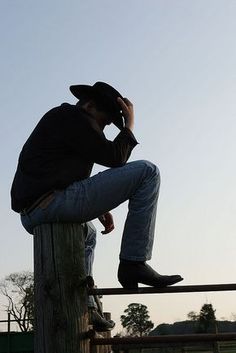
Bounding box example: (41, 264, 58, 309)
(117, 97, 134, 131)
(98, 212, 114, 234)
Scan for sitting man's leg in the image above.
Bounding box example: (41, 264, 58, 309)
(21, 160, 183, 288)
(85, 222, 115, 331)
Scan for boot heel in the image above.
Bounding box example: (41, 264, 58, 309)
(118, 280, 138, 289)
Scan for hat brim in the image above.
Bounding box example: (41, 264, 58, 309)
(70, 85, 95, 100)
(70, 84, 124, 130)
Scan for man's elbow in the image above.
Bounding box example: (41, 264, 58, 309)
(108, 158, 127, 168)
(114, 160, 126, 168)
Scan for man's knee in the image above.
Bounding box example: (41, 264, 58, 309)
(134, 160, 160, 180)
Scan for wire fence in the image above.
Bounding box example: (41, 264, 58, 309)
(0, 313, 33, 333)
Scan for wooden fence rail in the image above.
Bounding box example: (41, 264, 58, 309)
(88, 283, 236, 352)
(90, 332, 236, 346)
(88, 283, 236, 296)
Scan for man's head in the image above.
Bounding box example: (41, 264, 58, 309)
(76, 98, 115, 129)
(70, 82, 124, 129)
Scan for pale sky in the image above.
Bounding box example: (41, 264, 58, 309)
(1, 0, 236, 333)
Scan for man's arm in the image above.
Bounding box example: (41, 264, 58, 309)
(66, 100, 138, 168)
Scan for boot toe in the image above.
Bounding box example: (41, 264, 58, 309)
(118, 262, 183, 288)
(90, 309, 116, 332)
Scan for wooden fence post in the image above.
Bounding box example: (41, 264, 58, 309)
(34, 223, 89, 353)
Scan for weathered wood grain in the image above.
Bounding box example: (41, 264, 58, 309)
(34, 223, 89, 353)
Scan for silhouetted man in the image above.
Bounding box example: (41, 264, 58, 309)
(11, 82, 183, 329)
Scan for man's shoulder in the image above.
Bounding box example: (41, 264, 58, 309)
(39, 103, 84, 125)
(47, 103, 87, 119)
(47, 103, 77, 116)
(35, 103, 91, 136)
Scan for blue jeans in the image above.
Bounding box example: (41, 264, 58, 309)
(21, 160, 160, 307)
(21, 160, 160, 261)
(84, 221, 97, 308)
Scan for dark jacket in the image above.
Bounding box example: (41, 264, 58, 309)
(11, 103, 138, 212)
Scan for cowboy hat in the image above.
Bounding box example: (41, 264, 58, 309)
(70, 81, 124, 129)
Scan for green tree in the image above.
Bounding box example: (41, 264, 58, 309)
(0, 271, 34, 331)
(120, 303, 154, 337)
(198, 303, 216, 333)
